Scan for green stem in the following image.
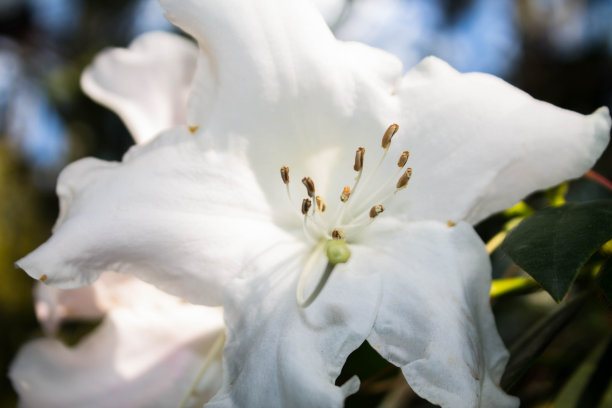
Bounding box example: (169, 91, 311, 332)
(490, 277, 540, 299)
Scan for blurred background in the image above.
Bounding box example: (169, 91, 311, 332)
(0, 0, 611, 406)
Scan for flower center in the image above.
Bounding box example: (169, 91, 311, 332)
(280, 124, 413, 307)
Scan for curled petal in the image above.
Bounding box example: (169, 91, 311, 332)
(393, 57, 611, 224)
(17, 128, 295, 305)
(364, 219, 518, 407)
(208, 242, 383, 408)
(81, 31, 199, 144)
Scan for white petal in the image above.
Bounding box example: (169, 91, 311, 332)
(10, 300, 224, 408)
(207, 241, 383, 408)
(311, 0, 346, 25)
(159, 0, 405, 216)
(16, 127, 294, 305)
(159, 0, 609, 228)
(34, 272, 199, 334)
(81, 31, 198, 144)
(34, 282, 103, 335)
(363, 220, 518, 408)
(393, 57, 611, 224)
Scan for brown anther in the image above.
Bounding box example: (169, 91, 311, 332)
(332, 229, 346, 240)
(369, 204, 384, 218)
(353, 147, 365, 172)
(446, 220, 456, 228)
(340, 186, 351, 202)
(381, 124, 399, 149)
(301, 198, 312, 215)
(302, 177, 315, 197)
(188, 125, 199, 134)
(280, 166, 290, 184)
(39, 274, 47, 282)
(397, 151, 410, 167)
(396, 168, 412, 190)
(316, 196, 326, 212)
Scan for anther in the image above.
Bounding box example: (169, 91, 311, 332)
(369, 204, 384, 218)
(301, 198, 312, 215)
(340, 186, 351, 202)
(331, 228, 346, 240)
(280, 166, 290, 184)
(353, 147, 365, 172)
(396, 168, 412, 190)
(316, 196, 326, 212)
(397, 151, 410, 167)
(302, 177, 315, 197)
(381, 124, 399, 150)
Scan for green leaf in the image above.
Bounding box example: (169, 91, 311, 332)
(502, 200, 612, 302)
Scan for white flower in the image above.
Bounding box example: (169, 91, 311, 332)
(11, 32, 224, 408)
(15, 0, 611, 407)
(10, 273, 224, 408)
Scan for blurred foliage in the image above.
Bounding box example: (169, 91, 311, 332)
(0, 142, 51, 407)
(0, 0, 611, 407)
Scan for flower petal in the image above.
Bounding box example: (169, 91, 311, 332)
(393, 56, 611, 224)
(10, 295, 224, 408)
(208, 241, 383, 407)
(34, 272, 198, 334)
(160, 0, 609, 228)
(364, 219, 518, 408)
(159, 0, 405, 216)
(16, 127, 295, 305)
(34, 282, 102, 335)
(81, 31, 198, 144)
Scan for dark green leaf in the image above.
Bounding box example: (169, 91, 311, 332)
(502, 200, 612, 301)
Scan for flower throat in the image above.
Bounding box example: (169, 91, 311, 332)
(280, 124, 413, 307)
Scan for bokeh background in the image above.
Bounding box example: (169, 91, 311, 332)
(0, 0, 611, 406)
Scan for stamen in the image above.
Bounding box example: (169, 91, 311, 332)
(316, 196, 326, 212)
(302, 198, 312, 215)
(369, 204, 384, 218)
(381, 123, 399, 150)
(280, 166, 290, 184)
(332, 228, 346, 240)
(353, 147, 365, 172)
(396, 168, 412, 190)
(397, 151, 410, 167)
(340, 186, 351, 202)
(302, 177, 315, 198)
